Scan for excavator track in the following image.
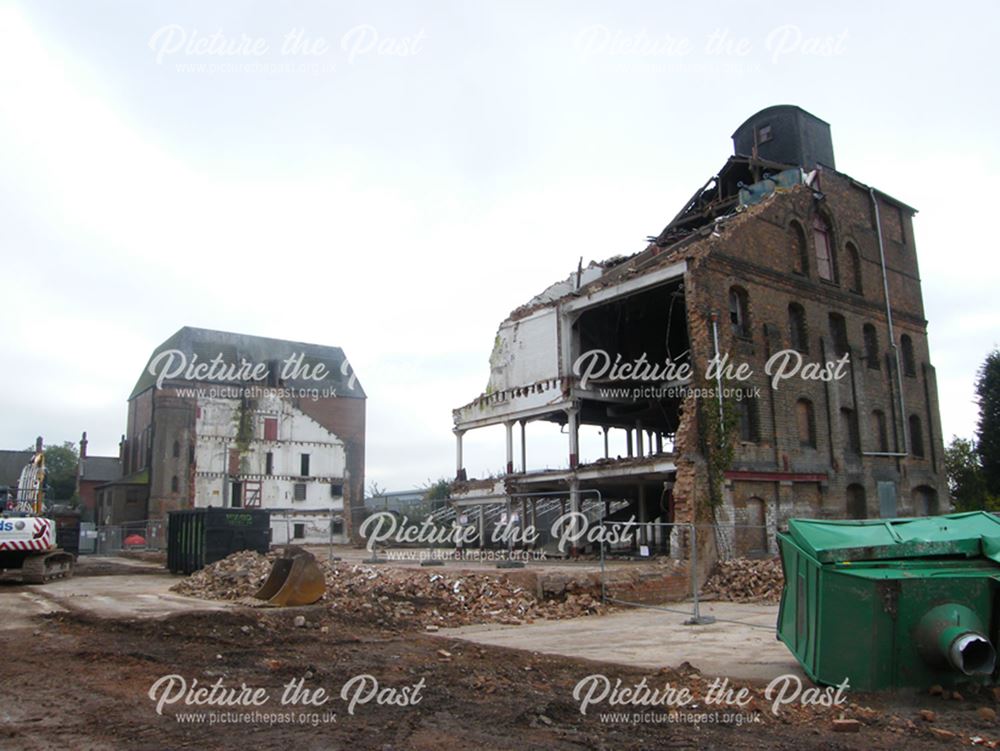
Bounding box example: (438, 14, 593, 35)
(21, 549, 75, 584)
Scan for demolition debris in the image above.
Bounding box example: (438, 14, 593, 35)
(704, 558, 783, 604)
(171, 550, 607, 627)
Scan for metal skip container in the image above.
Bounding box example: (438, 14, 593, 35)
(167, 508, 271, 575)
(776, 511, 1000, 691)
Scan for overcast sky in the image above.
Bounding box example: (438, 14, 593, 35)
(1, 1, 997, 491)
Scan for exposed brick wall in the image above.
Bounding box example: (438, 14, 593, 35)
(148, 391, 197, 520)
(665, 173, 945, 535)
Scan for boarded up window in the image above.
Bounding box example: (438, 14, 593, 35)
(796, 399, 816, 447)
(263, 417, 278, 442)
(846, 243, 863, 293)
(788, 303, 808, 353)
(901, 335, 916, 377)
(863, 324, 880, 369)
(873, 410, 889, 452)
(910, 415, 925, 458)
(790, 221, 809, 275)
(729, 286, 750, 339)
(847, 485, 867, 519)
(738, 396, 760, 442)
(813, 216, 835, 282)
(293, 482, 307, 501)
(841, 408, 860, 455)
(828, 313, 849, 356)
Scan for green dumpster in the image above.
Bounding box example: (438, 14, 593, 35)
(777, 511, 1000, 691)
(167, 508, 271, 575)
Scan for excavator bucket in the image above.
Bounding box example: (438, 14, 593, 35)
(252, 546, 326, 607)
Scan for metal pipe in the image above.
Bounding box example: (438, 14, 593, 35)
(684, 523, 715, 625)
(916, 603, 996, 675)
(711, 314, 724, 426)
(870, 187, 909, 455)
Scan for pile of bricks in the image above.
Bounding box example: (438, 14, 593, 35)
(703, 557, 783, 603)
(171, 549, 278, 600)
(322, 561, 605, 628)
(171, 551, 606, 628)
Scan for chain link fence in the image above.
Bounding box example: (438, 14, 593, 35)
(93, 519, 168, 555)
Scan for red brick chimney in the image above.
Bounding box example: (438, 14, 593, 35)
(80, 431, 88, 459)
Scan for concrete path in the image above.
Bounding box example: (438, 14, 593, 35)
(0, 572, 231, 628)
(438, 601, 803, 682)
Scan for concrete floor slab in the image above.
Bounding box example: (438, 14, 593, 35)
(0, 572, 231, 627)
(438, 601, 804, 683)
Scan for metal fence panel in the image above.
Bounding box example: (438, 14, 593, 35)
(598, 521, 776, 626)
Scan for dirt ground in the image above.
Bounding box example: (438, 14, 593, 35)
(3, 560, 1000, 750)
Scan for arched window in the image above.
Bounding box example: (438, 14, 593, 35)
(872, 409, 889, 452)
(846, 242, 862, 293)
(828, 313, 849, 356)
(790, 221, 809, 275)
(813, 215, 836, 282)
(788, 303, 808, 353)
(729, 286, 750, 339)
(909, 414, 925, 458)
(796, 399, 816, 448)
(901, 334, 916, 377)
(912, 485, 938, 516)
(738, 395, 760, 442)
(734, 497, 768, 557)
(172, 440, 180, 458)
(846, 484, 867, 519)
(863, 324, 880, 370)
(171, 475, 179, 493)
(841, 407, 860, 455)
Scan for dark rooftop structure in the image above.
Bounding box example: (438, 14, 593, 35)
(0, 449, 33, 488)
(731, 104, 835, 171)
(79, 456, 122, 484)
(130, 326, 365, 399)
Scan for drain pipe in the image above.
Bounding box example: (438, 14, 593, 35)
(710, 313, 724, 425)
(864, 186, 908, 457)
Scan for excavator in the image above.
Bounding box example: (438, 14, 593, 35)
(0, 439, 75, 583)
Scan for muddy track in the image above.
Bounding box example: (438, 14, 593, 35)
(3, 603, 998, 750)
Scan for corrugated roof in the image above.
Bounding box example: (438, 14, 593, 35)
(130, 326, 365, 400)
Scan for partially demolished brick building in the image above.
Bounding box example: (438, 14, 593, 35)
(98, 327, 366, 545)
(451, 105, 945, 561)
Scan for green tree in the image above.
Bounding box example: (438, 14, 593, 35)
(977, 349, 1000, 496)
(43, 441, 79, 502)
(945, 436, 995, 511)
(422, 477, 452, 502)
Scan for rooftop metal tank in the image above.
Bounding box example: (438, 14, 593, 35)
(732, 105, 835, 170)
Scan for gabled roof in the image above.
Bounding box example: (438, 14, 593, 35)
(79, 456, 122, 484)
(0, 450, 33, 487)
(130, 326, 365, 399)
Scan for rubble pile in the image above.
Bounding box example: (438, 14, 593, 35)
(172, 550, 277, 600)
(171, 551, 606, 627)
(703, 557, 783, 603)
(321, 562, 605, 628)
